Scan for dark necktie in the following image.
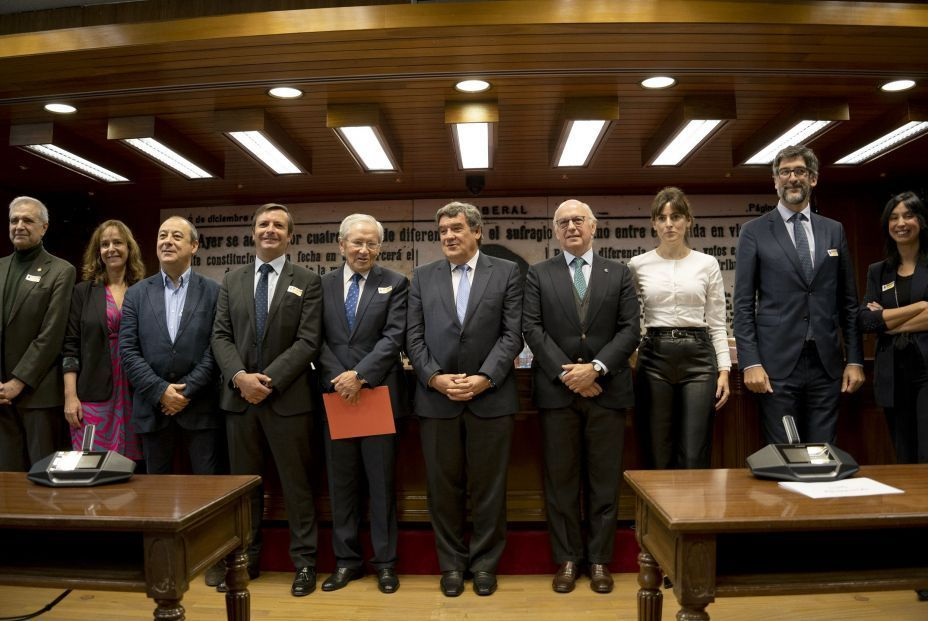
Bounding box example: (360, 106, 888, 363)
(255, 263, 273, 340)
(790, 212, 814, 281)
(345, 272, 362, 332)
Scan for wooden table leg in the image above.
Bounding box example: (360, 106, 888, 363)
(153, 598, 184, 620)
(637, 550, 663, 621)
(676, 604, 709, 621)
(224, 549, 251, 621)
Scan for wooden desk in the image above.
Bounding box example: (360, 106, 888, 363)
(625, 466, 928, 620)
(0, 473, 260, 621)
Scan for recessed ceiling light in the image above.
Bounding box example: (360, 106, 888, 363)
(268, 87, 303, 99)
(640, 76, 676, 89)
(455, 79, 491, 93)
(880, 79, 916, 93)
(44, 103, 76, 114)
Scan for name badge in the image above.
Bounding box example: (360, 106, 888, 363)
(827, 248, 839, 257)
(882, 281, 895, 292)
(378, 286, 393, 294)
(287, 285, 303, 296)
(25, 274, 41, 283)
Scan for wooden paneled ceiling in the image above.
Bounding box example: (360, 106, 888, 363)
(1, 0, 927, 210)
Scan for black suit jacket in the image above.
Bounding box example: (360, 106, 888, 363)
(522, 253, 640, 410)
(211, 259, 322, 415)
(733, 209, 863, 380)
(318, 264, 409, 418)
(859, 260, 928, 408)
(119, 271, 221, 433)
(406, 252, 523, 419)
(63, 281, 112, 402)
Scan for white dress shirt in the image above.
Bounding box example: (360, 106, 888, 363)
(776, 202, 815, 268)
(450, 250, 479, 300)
(253, 254, 287, 312)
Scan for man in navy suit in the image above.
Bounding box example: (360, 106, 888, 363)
(733, 144, 864, 444)
(522, 199, 640, 595)
(406, 201, 523, 597)
(120, 215, 223, 475)
(317, 213, 408, 594)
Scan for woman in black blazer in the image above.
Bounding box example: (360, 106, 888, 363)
(859, 191, 928, 465)
(62, 219, 146, 456)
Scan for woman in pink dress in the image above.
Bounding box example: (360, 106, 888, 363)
(62, 220, 146, 458)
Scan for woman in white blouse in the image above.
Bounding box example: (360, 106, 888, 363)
(628, 187, 731, 469)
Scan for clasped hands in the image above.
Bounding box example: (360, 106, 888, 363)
(234, 372, 273, 405)
(560, 363, 602, 398)
(430, 373, 491, 401)
(331, 370, 364, 404)
(0, 378, 25, 406)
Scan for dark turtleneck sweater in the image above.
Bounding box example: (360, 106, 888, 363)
(3, 243, 43, 324)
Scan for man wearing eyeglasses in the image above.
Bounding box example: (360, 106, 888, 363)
(317, 214, 408, 595)
(734, 144, 864, 445)
(522, 198, 640, 595)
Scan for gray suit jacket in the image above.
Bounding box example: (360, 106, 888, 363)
(0, 247, 75, 409)
(119, 271, 221, 432)
(733, 209, 862, 380)
(522, 253, 640, 410)
(211, 259, 322, 415)
(318, 264, 409, 418)
(406, 251, 523, 419)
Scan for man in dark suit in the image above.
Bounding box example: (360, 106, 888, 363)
(211, 203, 323, 597)
(317, 213, 408, 595)
(522, 198, 640, 595)
(406, 201, 523, 597)
(0, 196, 75, 471)
(120, 216, 223, 476)
(733, 144, 864, 444)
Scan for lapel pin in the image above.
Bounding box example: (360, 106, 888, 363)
(37, 267, 42, 272)
(603, 268, 609, 273)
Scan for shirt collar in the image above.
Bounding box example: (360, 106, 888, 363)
(343, 263, 371, 284)
(162, 266, 192, 289)
(777, 202, 811, 223)
(562, 247, 595, 267)
(256, 254, 286, 274)
(450, 249, 480, 272)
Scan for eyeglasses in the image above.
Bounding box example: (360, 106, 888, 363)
(346, 240, 381, 251)
(555, 216, 588, 230)
(776, 166, 812, 179)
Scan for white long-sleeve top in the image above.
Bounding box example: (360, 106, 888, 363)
(628, 249, 731, 371)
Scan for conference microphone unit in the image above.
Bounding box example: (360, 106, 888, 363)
(27, 424, 135, 487)
(746, 415, 859, 483)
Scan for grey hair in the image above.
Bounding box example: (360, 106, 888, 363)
(9, 196, 49, 224)
(435, 201, 482, 230)
(772, 144, 819, 177)
(162, 215, 199, 243)
(553, 199, 597, 225)
(338, 213, 384, 243)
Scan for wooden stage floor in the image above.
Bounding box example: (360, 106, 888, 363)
(1, 572, 925, 620)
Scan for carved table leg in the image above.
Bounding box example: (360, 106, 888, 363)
(676, 604, 709, 621)
(638, 550, 663, 621)
(153, 598, 184, 620)
(224, 549, 251, 621)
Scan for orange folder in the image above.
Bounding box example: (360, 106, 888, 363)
(323, 386, 396, 440)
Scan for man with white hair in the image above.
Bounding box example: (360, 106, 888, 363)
(0, 196, 76, 470)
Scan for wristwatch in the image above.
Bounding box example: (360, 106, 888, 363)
(592, 362, 605, 376)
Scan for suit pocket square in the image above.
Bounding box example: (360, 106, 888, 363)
(287, 285, 304, 296)
(378, 286, 393, 294)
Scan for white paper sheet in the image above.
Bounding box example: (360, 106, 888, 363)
(778, 477, 904, 499)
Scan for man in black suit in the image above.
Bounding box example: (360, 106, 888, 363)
(406, 201, 523, 597)
(211, 203, 323, 596)
(522, 198, 640, 595)
(317, 213, 408, 594)
(733, 144, 864, 444)
(120, 216, 223, 476)
(0, 196, 75, 471)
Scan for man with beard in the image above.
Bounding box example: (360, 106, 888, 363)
(733, 145, 864, 444)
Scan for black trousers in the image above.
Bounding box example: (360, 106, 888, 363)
(323, 423, 398, 570)
(419, 410, 513, 573)
(140, 417, 225, 475)
(0, 405, 64, 471)
(226, 404, 317, 569)
(539, 398, 626, 565)
(758, 342, 841, 444)
(636, 331, 717, 469)
(886, 343, 928, 463)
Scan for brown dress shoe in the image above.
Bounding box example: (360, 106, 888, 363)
(589, 563, 614, 594)
(552, 561, 581, 593)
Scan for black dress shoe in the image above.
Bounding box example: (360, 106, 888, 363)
(291, 566, 316, 597)
(216, 562, 259, 592)
(205, 560, 226, 587)
(322, 566, 364, 592)
(552, 561, 580, 593)
(472, 571, 497, 596)
(917, 589, 928, 601)
(589, 563, 614, 594)
(439, 570, 465, 597)
(377, 568, 400, 594)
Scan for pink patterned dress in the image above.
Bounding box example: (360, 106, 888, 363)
(69, 287, 142, 459)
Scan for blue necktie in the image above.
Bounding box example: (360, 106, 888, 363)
(455, 264, 471, 325)
(790, 213, 814, 281)
(345, 272, 362, 332)
(571, 256, 587, 298)
(255, 263, 272, 340)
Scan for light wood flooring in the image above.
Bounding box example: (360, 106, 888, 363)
(1, 572, 925, 620)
